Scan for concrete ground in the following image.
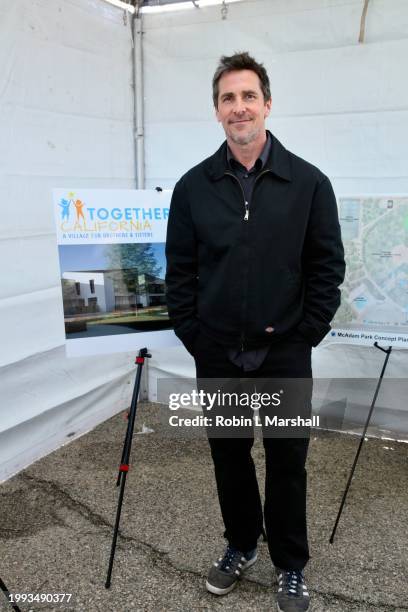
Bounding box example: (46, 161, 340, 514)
(1, 402, 407, 612)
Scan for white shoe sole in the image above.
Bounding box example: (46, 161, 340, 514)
(205, 554, 258, 596)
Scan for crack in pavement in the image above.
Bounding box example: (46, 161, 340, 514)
(17, 473, 206, 580)
(14, 473, 407, 611)
(19, 473, 115, 531)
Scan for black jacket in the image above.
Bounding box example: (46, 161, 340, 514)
(165, 132, 345, 352)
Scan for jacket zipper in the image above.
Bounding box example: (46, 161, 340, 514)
(224, 169, 271, 351)
(225, 171, 249, 221)
(224, 171, 249, 350)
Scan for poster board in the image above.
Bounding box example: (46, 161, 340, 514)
(53, 189, 179, 357)
(330, 195, 408, 348)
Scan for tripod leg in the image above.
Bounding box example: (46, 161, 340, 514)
(105, 348, 151, 587)
(106, 470, 128, 588)
(116, 353, 145, 486)
(329, 434, 365, 544)
(116, 413, 132, 487)
(329, 345, 392, 543)
(0, 576, 22, 612)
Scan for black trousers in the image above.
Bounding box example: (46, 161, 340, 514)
(194, 331, 312, 571)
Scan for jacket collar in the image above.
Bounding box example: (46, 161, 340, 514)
(205, 130, 292, 182)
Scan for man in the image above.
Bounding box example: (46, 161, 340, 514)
(165, 52, 345, 611)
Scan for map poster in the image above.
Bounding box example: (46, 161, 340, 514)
(53, 189, 178, 357)
(329, 195, 408, 348)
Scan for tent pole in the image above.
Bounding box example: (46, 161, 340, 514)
(133, 10, 145, 188)
(358, 0, 370, 43)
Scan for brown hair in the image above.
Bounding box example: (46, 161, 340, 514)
(212, 51, 271, 109)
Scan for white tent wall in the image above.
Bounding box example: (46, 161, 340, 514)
(0, 0, 139, 481)
(142, 0, 408, 434)
(1, 0, 407, 482)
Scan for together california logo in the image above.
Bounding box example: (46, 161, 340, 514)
(57, 191, 170, 240)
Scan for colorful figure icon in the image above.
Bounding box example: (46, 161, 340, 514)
(59, 198, 71, 220)
(74, 199, 85, 221)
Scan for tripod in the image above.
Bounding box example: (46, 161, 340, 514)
(330, 342, 392, 543)
(105, 347, 151, 588)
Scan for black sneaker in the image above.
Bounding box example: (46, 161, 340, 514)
(276, 569, 310, 611)
(205, 545, 257, 595)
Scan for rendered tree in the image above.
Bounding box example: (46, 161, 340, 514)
(105, 243, 162, 292)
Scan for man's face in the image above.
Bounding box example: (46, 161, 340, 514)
(215, 69, 272, 146)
